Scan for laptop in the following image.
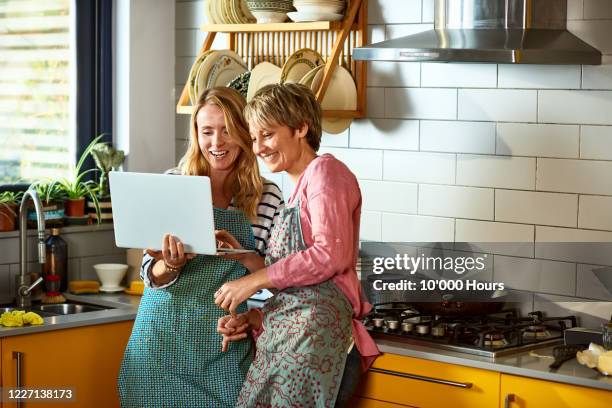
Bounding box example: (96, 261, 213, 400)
(109, 171, 256, 255)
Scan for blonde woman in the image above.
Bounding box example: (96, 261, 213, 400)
(118, 87, 283, 408)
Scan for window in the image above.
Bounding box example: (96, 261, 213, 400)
(0, 0, 75, 185)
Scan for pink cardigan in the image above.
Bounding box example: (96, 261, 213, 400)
(266, 154, 380, 371)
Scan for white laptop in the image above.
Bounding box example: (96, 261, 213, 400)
(109, 171, 256, 255)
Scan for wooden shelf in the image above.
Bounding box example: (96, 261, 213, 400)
(200, 21, 348, 33)
(177, 0, 368, 122)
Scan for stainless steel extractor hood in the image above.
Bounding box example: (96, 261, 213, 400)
(353, 0, 602, 64)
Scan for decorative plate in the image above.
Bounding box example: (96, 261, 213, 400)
(227, 71, 251, 98)
(197, 50, 248, 96)
(280, 48, 325, 84)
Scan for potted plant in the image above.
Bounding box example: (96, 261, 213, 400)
(0, 191, 23, 232)
(89, 137, 125, 223)
(28, 180, 66, 228)
(53, 135, 104, 224)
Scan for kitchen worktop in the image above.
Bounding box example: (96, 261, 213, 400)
(1, 294, 610, 392)
(0, 292, 139, 338)
(375, 336, 612, 392)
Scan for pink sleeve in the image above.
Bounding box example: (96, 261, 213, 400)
(266, 181, 359, 289)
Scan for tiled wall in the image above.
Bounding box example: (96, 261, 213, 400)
(175, 0, 612, 325)
(0, 225, 126, 304)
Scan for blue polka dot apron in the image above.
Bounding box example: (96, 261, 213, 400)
(118, 208, 255, 408)
(237, 202, 353, 408)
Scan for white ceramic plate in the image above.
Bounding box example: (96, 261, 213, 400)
(298, 65, 324, 88)
(188, 50, 214, 105)
(247, 61, 282, 101)
(280, 48, 324, 83)
(100, 285, 127, 293)
(310, 65, 356, 134)
(287, 11, 343, 22)
(196, 50, 247, 98)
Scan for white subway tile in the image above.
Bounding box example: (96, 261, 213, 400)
(384, 151, 456, 184)
(537, 158, 612, 195)
(579, 195, 612, 231)
(386, 24, 433, 39)
(368, 25, 385, 44)
(369, 0, 422, 24)
(535, 226, 612, 266)
(420, 120, 495, 154)
(498, 65, 581, 89)
(359, 180, 418, 214)
(368, 62, 420, 87)
(584, 0, 612, 19)
(567, 20, 612, 55)
(459, 89, 537, 122)
(381, 214, 455, 242)
(421, 63, 497, 88)
(581, 125, 612, 160)
(422, 0, 434, 23)
(175, 29, 198, 57)
(494, 256, 576, 296)
(496, 123, 579, 158)
(386, 88, 457, 120)
(567, 0, 584, 19)
(176, 1, 207, 29)
(576, 264, 612, 300)
(350, 119, 419, 151)
(361, 211, 382, 241)
(457, 155, 536, 190)
(366, 87, 385, 118)
(319, 147, 383, 180)
(495, 190, 578, 227)
(539, 90, 612, 125)
(419, 184, 494, 220)
(456, 220, 534, 242)
(321, 129, 349, 148)
(583, 60, 612, 90)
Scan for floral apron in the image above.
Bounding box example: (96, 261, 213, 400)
(237, 202, 353, 408)
(118, 208, 255, 408)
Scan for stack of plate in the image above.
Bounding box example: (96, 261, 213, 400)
(188, 50, 248, 104)
(207, 0, 256, 24)
(289, 0, 346, 22)
(245, 0, 295, 23)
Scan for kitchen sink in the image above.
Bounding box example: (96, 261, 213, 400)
(1, 302, 113, 317)
(31, 303, 108, 315)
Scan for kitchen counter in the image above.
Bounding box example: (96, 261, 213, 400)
(0, 292, 139, 338)
(375, 336, 612, 392)
(2, 295, 610, 392)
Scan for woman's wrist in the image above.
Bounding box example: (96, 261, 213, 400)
(246, 309, 263, 331)
(150, 258, 181, 286)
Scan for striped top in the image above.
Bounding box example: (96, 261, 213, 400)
(141, 174, 284, 288)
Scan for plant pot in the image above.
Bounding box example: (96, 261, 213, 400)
(65, 198, 86, 217)
(27, 200, 65, 228)
(0, 203, 17, 232)
(87, 195, 113, 223)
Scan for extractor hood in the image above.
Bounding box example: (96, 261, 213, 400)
(353, 0, 602, 64)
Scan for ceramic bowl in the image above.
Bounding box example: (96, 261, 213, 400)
(250, 11, 289, 23)
(293, 2, 344, 14)
(246, 1, 294, 12)
(94, 263, 128, 289)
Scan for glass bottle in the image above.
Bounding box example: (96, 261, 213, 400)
(43, 228, 68, 293)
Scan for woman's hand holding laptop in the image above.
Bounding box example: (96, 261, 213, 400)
(144, 233, 196, 286)
(215, 229, 265, 273)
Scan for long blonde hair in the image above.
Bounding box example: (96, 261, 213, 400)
(178, 87, 263, 220)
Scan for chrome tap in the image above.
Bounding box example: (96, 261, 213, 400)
(16, 189, 46, 308)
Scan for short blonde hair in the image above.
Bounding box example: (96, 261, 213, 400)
(244, 83, 322, 152)
(178, 87, 263, 220)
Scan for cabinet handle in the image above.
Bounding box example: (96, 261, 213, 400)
(504, 393, 515, 408)
(369, 367, 473, 389)
(13, 351, 23, 408)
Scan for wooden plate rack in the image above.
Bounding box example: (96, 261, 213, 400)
(176, 0, 367, 120)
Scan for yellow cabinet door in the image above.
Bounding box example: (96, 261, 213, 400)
(500, 374, 612, 408)
(1, 321, 133, 408)
(356, 353, 500, 408)
(352, 397, 414, 407)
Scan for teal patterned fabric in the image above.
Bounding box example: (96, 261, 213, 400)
(237, 203, 353, 407)
(118, 208, 255, 408)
